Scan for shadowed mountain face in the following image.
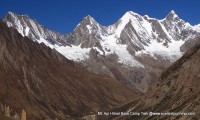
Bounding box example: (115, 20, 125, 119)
(0, 21, 138, 120)
(3, 11, 200, 93)
(101, 39, 200, 120)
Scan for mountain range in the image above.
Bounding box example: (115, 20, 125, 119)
(3, 11, 200, 93)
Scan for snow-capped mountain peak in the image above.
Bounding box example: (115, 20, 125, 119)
(169, 10, 176, 15)
(71, 14, 108, 46)
(109, 11, 150, 38)
(8, 11, 29, 18)
(165, 10, 179, 21)
(5, 12, 34, 37)
(7, 11, 16, 17)
(84, 15, 95, 22)
(75, 15, 101, 32)
(78, 15, 99, 28)
(4, 12, 69, 47)
(126, 11, 142, 17)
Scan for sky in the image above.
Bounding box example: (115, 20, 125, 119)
(1, 0, 200, 34)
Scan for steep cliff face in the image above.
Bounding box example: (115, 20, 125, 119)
(0, 21, 138, 119)
(103, 38, 200, 120)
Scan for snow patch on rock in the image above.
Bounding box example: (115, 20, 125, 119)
(136, 39, 185, 61)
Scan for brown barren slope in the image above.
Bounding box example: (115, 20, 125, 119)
(0, 21, 138, 120)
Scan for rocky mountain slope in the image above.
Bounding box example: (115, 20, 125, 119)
(0, 21, 138, 120)
(3, 11, 200, 93)
(101, 38, 200, 120)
